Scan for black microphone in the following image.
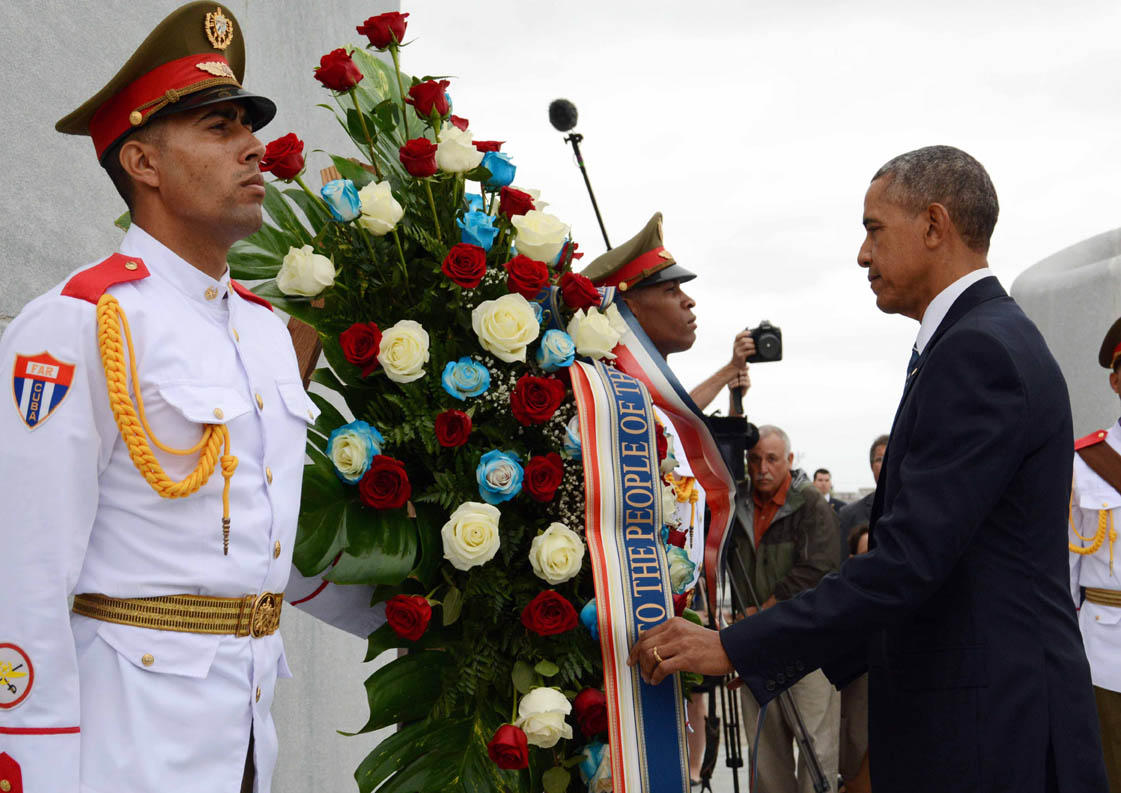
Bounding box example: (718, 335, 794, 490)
(549, 98, 578, 132)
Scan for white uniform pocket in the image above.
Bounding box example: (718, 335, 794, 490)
(276, 378, 319, 424)
(95, 621, 221, 679)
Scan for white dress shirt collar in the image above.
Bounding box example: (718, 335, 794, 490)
(120, 223, 231, 308)
(914, 268, 993, 355)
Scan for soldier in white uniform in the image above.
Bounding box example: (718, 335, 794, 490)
(0, 5, 381, 792)
(1069, 317, 1121, 792)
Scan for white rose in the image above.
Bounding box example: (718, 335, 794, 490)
(528, 522, 586, 585)
(436, 124, 485, 174)
(511, 210, 569, 264)
(441, 501, 501, 571)
(516, 687, 573, 749)
(275, 245, 335, 297)
(357, 181, 404, 236)
(566, 307, 623, 360)
(667, 546, 697, 594)
(377, 319, 430, 383)
(661, 482, 681, 528)
(471, 293, 541, 363)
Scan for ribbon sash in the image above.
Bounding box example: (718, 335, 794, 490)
(571, 360, 688, 793)
(607, 299, 737, 619)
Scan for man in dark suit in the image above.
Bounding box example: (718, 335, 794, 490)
(629, 145, 1107, 792)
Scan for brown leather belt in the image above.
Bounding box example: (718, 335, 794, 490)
(72, 592, 283, 637)
(1085, 587, 1121, 608)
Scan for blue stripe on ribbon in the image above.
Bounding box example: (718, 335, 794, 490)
(595, 361, 688, 793)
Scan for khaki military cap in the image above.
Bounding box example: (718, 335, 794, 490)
(55, 2, 276, 163)
(579, 212, 696, 291)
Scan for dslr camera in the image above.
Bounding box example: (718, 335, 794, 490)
(746, 320, 782, 363)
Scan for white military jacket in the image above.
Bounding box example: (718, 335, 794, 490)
(1069, 420, 1121, 693)
(0, 226, 382, 793)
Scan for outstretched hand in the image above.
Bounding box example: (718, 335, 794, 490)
(626, 617, 735, 686)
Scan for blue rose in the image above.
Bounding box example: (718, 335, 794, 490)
(441, 357, 491, 400)
(564, 415, 582, 459)
(464, 192, 484, 213)
(530, 301, 544, 323)
(457, 210, 499, 251)
(535, 329, 576, 372)
(476, 449, 523, 504)
(667, 545, 697, 594)
(579, 599, 599, 641)
(326, 420, 384, 483)
(481, 151, 516, 189)
(321, 178, 362, 222)
(579, 741, 608, 786)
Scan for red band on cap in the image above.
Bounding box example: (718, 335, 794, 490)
(1112, 341, 1121, 365)
(89, 54, 237, 159)
(595, 246, 671, 289)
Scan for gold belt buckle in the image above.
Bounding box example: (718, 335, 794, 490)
(249, 591, 282, 637)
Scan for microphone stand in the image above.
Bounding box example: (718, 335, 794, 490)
(562, 132, 611, 250)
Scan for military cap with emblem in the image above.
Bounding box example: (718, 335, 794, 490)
(55, 2, 276, 164)
(1098, 317, 1121, 369)
(579, 212, 696, 292)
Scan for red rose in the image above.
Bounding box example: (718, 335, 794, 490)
(655, 426, 668, 462)
(259, 133, 305, 180)
(520, 590, 578, 636)
(406, 79, 451, 119)
(498, 186, 535, 219)
(487, 724, 529, 770)
(435, 410, 472, 448)
(339, 322, 382, 377)
(524, 453, 564, 503)
(356, 11, 409, 49)
(441, 243, 488, 288)
(358, 456, 411, 510)
(560, 271, 600, 311)
(666, 529, 687, 548)
(449, 115, 469, 131)
(572, 688, 608, 736)
(314, 48, 363, 92)
(399, 138, 438, 178)
(385, 594, 431, 641)
(509, 374, 566, 425)
(673, 592, 689, 617)
(504, 255, 550, 300)
(473, 140, 504, 153)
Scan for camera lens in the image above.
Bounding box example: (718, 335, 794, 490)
(758, 333, 780, 358)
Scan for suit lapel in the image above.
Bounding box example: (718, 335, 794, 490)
(870, 276, 1008, 534)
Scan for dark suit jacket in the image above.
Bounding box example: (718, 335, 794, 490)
(719, 278, 1106, 792)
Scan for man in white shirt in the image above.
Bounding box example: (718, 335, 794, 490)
(0, 5, 380, 792)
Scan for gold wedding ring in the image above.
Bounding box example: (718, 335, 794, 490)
(653, 646, 665, 665)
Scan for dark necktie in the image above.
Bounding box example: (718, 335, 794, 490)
(906, 345, 919, 377)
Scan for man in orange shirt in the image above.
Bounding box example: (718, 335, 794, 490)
(728, 424, 841, 793)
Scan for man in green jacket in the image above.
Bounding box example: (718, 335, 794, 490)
(727, 424, 841, 793)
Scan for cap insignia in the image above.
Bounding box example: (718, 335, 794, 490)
(205, 8, 234, 50)
(658, 250, 674, 260)
(197, 61, 235, 79)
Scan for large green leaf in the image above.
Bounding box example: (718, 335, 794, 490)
(292, 447, 349, 576)
(328, 153, 376, 191)
(263, 182, 312, 244)
(282, 186, 332, 233)
(354, 708, 528, 793)
(325, 506, 418, 586)
(250, 281, 325, 327)
(409, 502, 445, 587)
(349, 650, 452, 735)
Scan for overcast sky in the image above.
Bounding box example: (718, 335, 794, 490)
(398, 0, 1121, 490)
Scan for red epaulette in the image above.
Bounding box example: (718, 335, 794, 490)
(0, 752, 23, 793)
(60, 253, 149, 303)
(1075, 429, 1109, 451)
(229, 279, 274, 312)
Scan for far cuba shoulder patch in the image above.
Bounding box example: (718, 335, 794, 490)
(11, 352, 76, 429)
(0, 643, 34, 709)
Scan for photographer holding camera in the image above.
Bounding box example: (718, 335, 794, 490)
(689, 330, 754, 413)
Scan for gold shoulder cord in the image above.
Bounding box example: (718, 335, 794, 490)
(1069, 474, 1116, 574)
(96, 294, 238, 554)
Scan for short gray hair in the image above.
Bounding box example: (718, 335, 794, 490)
(872, 145, 999, 254)
(757, 425, 791, 456)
